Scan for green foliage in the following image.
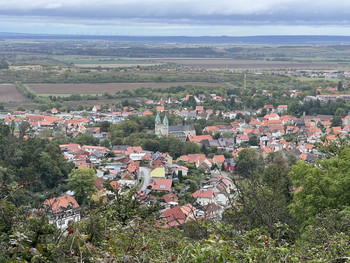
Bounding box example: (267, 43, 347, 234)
(0, 121, 70, 200)
(68, 168, 96, 205)
(72, 133, 99, 146)
(235, 148, 262, 178)
(0, 60, 9, 69)
(289, 148, 350, 230)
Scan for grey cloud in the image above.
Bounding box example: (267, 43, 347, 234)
(0, 0, 350, 26)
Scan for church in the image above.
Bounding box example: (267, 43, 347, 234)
(155, 113, 196, 140)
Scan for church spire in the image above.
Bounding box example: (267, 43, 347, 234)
(155, 112, 161, 124)
(163, 115, 168, 125)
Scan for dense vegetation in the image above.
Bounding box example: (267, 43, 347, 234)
(0, 122, 72, 207)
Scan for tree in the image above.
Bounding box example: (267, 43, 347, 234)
(337, 81, 343, 92)
(0, 60, 9, 69)
(37, 152, 64, 188)
(331, 115, 342, 127)
(18, 121, 32, 138)
(235, 149, 261, 178)
(184, 142, 200, 155)
(68, 168, 96, 205)
(99, 121, 110, 132)
(100, 138, 111, 148)
(73, 133, 99, 146)
(289, 148, 350, 230)
(52, 133, 69, 145)
(248, 135, 259, 146)
(178, 170, 183, 183)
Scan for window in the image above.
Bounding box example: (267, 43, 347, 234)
(160, 185, 166, 189)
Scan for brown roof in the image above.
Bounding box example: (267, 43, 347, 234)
(94, 177, 104, 191)
(160, 193, 179, 204)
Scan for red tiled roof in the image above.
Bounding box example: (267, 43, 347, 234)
(213, 155, 225, 164)
(188, 135, 213, 143)
(162, 206, 186, 222)
(161, 192, 179, 203)
(148, 179, 173, 191)
(192, 189, 217, 199)
(43, 195, 79, 214)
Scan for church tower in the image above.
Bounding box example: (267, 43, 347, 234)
(162, 115, 169, 136)
(155, 112, 162, 136)
(155, 113, 169, 137)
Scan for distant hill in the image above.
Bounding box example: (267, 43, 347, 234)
(1, 32, 350, 45)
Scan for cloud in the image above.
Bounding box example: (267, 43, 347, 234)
(0, 0, 350, 24)
(0, 0, 349, 36)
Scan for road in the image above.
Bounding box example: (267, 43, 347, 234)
(139, 167, 151, 192)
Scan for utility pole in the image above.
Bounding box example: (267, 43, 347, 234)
(244, 73, 247, 90)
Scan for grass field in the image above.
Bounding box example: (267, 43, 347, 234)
(27, 82, 230, 95)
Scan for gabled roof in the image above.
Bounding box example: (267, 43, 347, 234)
(213, 155, 225, 164)
(192, 189, 217, 199)
(43, 195, 79, 214)
(162, 206, 186, 225)
(94, 177, 105, 191)
(188, 135, 213, 143)
(148, 178, 173, 191)
(160, 192, 179, 204)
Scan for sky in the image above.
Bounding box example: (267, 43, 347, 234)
(0, 0, 350, 36)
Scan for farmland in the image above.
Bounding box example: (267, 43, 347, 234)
(26, 82, 230, 95)
(147, 58, 350, 70)
(0, 84, 27, 101)
(56, 57, 161, 68)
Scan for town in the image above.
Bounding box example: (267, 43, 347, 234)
(1, 84, 348, 230)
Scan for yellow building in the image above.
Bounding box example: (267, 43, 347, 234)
(150, 167, 165, 178)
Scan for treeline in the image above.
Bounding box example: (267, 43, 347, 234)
(15, 82, 36, 100)
(0, 60, 9, 69)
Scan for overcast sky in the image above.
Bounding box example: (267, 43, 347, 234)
(0, 0, 350, 36)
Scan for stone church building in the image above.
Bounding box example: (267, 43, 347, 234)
(155, 113, 196, 140)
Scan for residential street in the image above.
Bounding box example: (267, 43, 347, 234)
(140, 167, 151, 192)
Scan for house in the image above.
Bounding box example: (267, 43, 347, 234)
(160, 192, 179, 209)
(82, 145, 108, 154)
(92, 105, 101, 112)
(150, 167, 166, 178)
(224, 158, 236, 172)
(160, 206, 186, 227)
(192, 189, 217, 206)
(236, 134, 249, 144)
(172, 166, 188, 176)
(277, 105, 288, 114)
(180, 203, 196, 220)
(204, 203, 220, 219)
(43, 195, 81, 229)
(213, 155, 225, 166)
(188, 135, 213, 144)
(148, 178, 173, 192)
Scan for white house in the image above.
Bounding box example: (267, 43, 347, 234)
(43, 195, 81, 229)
